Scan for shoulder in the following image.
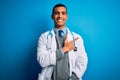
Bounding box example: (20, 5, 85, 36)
(71, 32, 85, 47)
(72, 32, 83, 40)
(67, 28, 83, 40)
(38, 31, 51, 42)
(39, 31, 50, 38)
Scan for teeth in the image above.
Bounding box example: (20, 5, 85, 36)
(58, 19, 62, 22)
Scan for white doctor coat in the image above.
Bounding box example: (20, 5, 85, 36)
(37, 28, 88, 80)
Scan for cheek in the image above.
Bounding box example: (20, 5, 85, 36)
(63, 16, 67, 20)
(53, 16, 58, 20)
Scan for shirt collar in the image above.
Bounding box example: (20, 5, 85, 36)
(54, 27, 67, 37)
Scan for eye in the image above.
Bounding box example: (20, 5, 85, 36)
(54, 12, 59, 15)
(62, 12, 67, 15)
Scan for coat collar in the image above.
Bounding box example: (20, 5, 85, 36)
(50, 27, 73, 41)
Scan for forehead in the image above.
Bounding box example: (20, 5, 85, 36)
(54, 6, 67, 12)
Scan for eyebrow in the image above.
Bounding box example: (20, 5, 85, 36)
(54, 11, 67, 13)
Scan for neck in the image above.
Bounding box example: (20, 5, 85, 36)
(54, 25, 65, 30)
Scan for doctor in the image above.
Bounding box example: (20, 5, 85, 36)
(37, 3, 88, 80)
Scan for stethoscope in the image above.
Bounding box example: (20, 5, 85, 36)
(47, 29, 77, 51)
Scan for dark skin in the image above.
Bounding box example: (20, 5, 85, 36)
(52, 6, 79, 53)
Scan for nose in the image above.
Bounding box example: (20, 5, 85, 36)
(58, 13, 62, 17)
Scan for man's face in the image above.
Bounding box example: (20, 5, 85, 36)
(52, 6, 68, 29)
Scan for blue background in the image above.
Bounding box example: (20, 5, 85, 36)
(0, 0, 120, 80)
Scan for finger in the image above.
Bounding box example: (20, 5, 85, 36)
(63, 35, 68, 47)
(64, 39, 68, 44)
(73, 37, 79, 42)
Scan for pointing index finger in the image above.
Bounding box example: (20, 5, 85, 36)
(73, 37, 79, 42)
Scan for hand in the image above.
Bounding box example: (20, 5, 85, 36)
(62, 35, 79, 53)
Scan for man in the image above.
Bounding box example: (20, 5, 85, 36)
(37, 3, 88, 80)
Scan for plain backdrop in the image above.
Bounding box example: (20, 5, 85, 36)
(0, 0, 120, 80)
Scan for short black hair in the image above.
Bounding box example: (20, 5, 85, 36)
(52, 3, 68, 16)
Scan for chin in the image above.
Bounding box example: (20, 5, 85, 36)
(57, 24, 64, 27)
(57, 23, 65, 26)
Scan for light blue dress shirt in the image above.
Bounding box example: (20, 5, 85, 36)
(53, 27, 67, 38)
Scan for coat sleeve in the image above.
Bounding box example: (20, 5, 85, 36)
(37, 33, 56, 67)
(72, 34, 88, 79)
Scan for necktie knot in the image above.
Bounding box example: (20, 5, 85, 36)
(58, 30, 64, 37)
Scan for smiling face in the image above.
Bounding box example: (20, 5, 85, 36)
(52, 6, 68, 29)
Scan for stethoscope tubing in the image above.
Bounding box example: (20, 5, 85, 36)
(47, 29, 77, 51)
